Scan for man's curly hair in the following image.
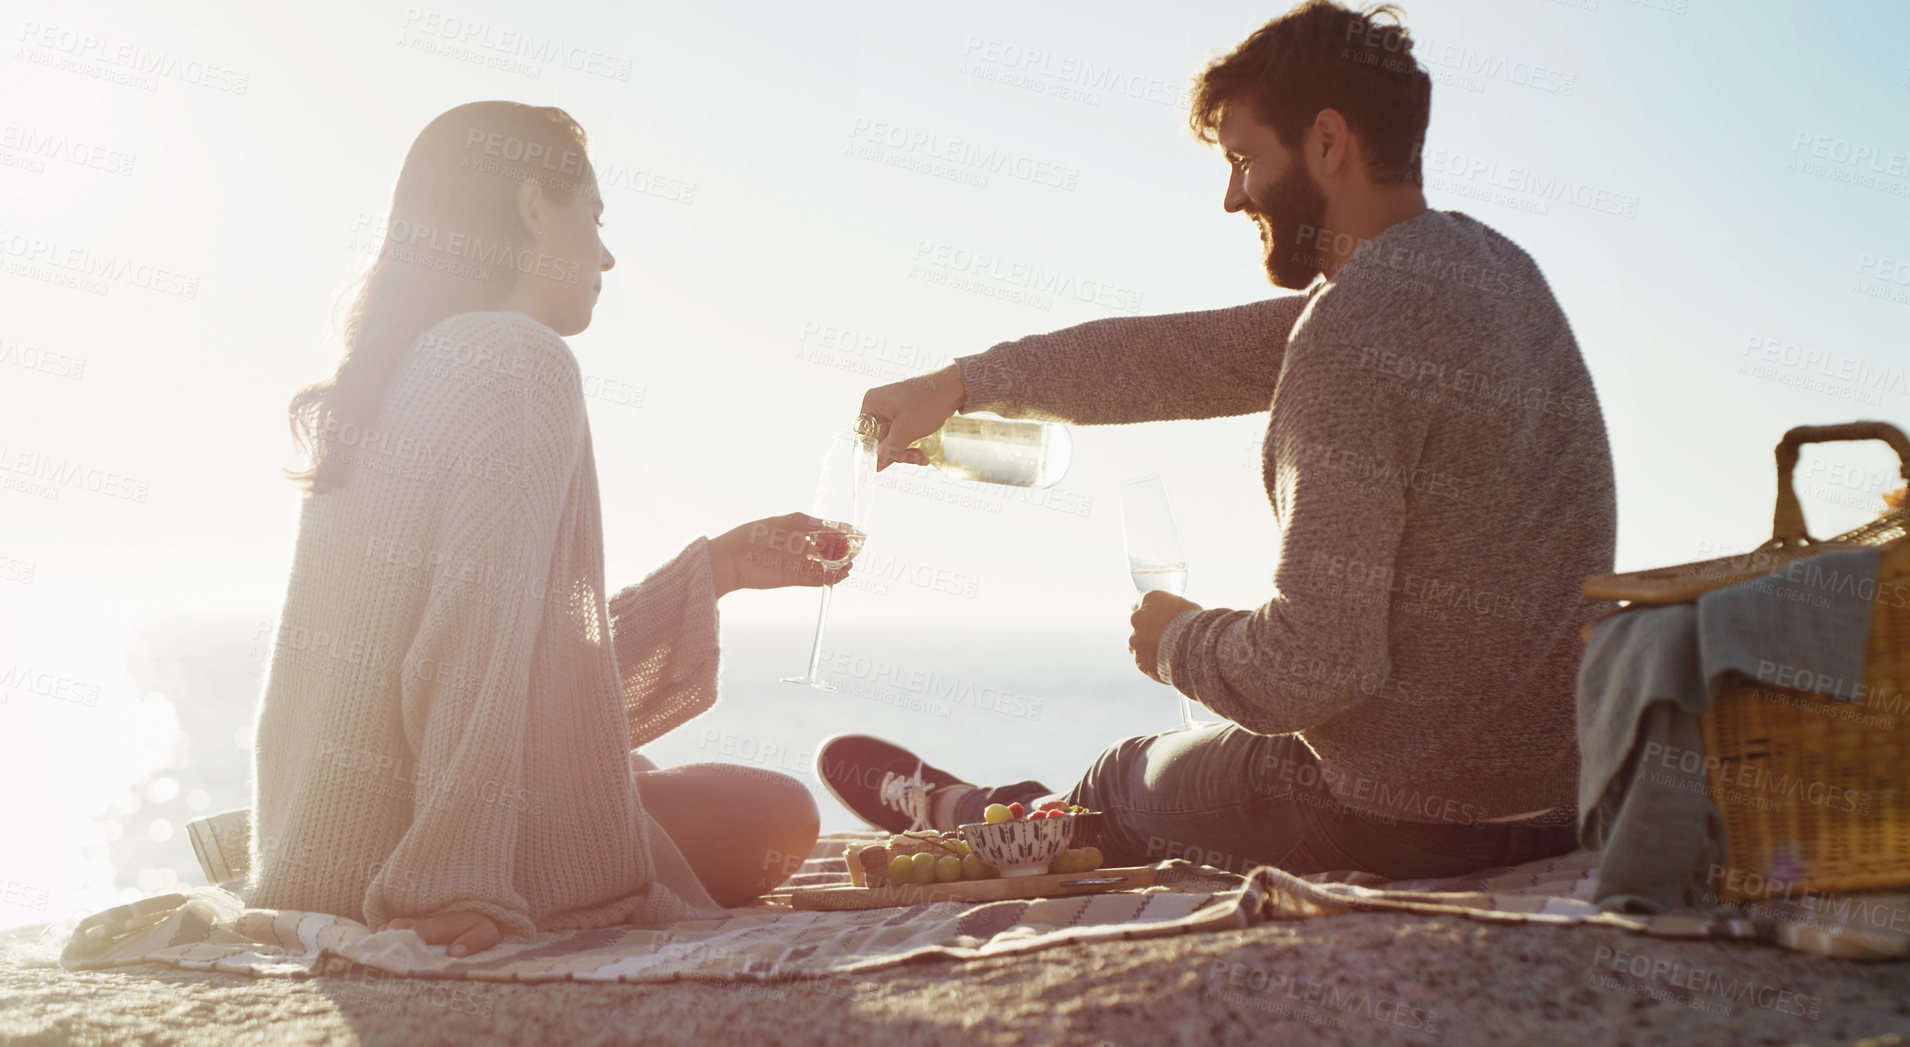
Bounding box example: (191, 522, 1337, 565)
(1190, 1, 1432, 186)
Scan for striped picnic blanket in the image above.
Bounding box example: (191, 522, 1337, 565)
(59, 826, 1909, 981)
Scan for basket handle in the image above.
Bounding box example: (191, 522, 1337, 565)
(1772, 420, 1910, 543)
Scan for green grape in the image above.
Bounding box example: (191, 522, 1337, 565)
(960, 854, 987, 880)
(909, 851, 938, 885)
(935, 855, 963, 883)
(1080, 846, 1103, 871)
(1051, 850, 1077, 875)
(886, 854, 914, 888)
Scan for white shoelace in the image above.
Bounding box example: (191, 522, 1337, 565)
(876, 761, 932, 832)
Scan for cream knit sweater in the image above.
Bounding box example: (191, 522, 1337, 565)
(247, 311, 725, 940)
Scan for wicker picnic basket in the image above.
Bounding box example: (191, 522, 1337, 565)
(1583, 421, 1910, 901)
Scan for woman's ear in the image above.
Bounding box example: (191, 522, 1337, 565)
(515, 179, 544, 241)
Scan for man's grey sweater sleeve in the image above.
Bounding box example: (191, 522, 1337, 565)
(953, 294, 1311, 424)
(1158, 317, 1433, 734)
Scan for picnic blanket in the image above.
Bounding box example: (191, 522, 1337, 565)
(60, 833, 1910, 981)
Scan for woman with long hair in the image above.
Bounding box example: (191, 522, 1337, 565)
(252, 101, 834, 957)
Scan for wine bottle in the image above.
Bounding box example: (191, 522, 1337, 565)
(855, 413, 1073, 488)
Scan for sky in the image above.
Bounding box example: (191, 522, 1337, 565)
(0, 0, 1906, 925)
(1, 0, 1906, 636)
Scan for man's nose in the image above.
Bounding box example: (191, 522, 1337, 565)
(1223, 167, 1249, 213)
(601, 247, 616, 272)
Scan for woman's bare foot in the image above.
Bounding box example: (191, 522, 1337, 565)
(382, 911, 502, 957)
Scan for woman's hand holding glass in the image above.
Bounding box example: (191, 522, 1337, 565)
(710, 512, 857, 597)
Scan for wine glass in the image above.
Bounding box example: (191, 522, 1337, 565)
(1119, 476, 1221, 731)
(782, 429, 876, 690)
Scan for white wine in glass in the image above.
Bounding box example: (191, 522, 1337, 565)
(783, 429, 876, 690)
(1119, 476, 1221, 731)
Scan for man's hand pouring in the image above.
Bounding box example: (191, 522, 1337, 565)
(858, 364, 967, 471)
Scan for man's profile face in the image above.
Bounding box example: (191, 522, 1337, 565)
(1217, 102, 1329, 290)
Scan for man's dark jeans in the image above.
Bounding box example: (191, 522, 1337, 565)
(954, 723, 1577, 880)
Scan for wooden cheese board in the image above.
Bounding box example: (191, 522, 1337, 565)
(784, 866, 1154, 911)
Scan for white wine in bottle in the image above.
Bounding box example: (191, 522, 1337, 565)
(856, 413, 1073, 488)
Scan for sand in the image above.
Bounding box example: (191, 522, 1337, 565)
(5, 913, 1910, 1046)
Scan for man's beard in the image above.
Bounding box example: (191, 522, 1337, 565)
(1247, 159, 1330, 290)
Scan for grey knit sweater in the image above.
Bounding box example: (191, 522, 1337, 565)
(955, 210, 1615, 827)
(248, 311, 727, 938)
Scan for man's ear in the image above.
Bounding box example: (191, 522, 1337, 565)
(514, 179, 544, 241)
(1308, 108, 1352, 178)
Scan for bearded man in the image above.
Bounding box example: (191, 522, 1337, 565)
(818, 0, 1615, 880)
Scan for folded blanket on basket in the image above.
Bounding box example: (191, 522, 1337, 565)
(1577, 548, 1880, 912)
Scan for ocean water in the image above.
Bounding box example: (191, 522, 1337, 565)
(0, 611, 1175, 933)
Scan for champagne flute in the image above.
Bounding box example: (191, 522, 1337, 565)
(782, 429, 876, 690)
(1119, 476, 1221, 731)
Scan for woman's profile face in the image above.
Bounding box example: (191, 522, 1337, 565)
(526, 172, 615, 337)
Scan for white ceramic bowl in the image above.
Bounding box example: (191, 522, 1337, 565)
(960, 817, 1072, 878)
